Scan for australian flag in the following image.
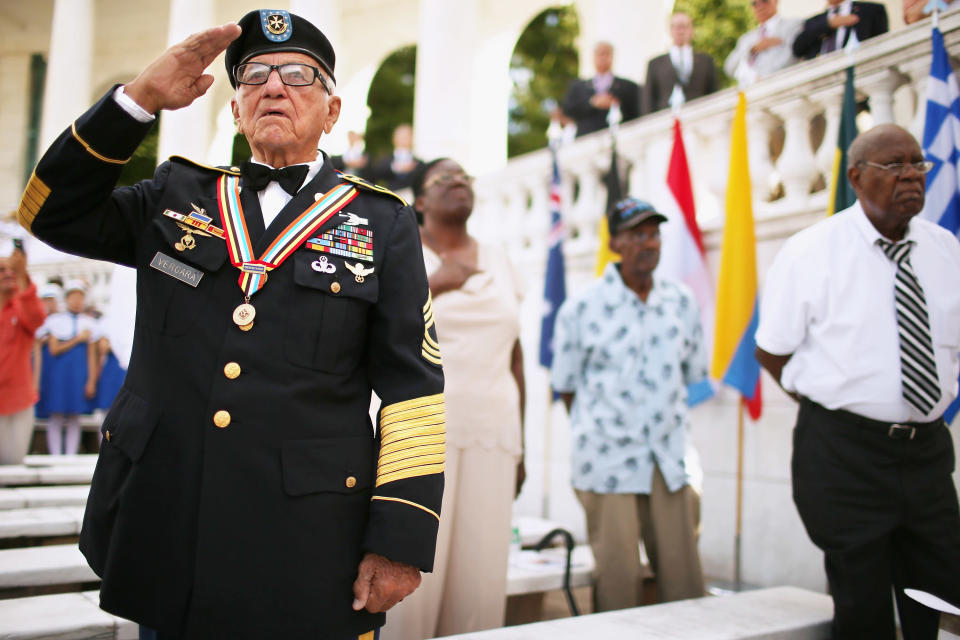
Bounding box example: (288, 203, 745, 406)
(922, 27, 960, 423)
(539, 150, 567, 369)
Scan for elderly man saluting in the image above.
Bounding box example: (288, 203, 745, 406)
(756, 124, 960, 640)
(17, 10, 444, 640)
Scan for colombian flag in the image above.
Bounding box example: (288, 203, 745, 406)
(711, 93, 762, 420)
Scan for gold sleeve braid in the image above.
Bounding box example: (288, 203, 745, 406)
(375, 393, 445, 488)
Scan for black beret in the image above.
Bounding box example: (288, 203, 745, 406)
(225, 9, 336, 88)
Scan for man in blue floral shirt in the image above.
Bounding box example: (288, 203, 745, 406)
(551, 197, 707, 611)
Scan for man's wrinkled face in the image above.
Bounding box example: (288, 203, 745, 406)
(850, 132, 926, 228)
(231, 52, 340, 162)
(611, 220, 662, 276)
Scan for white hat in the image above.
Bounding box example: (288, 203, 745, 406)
(63, 279, 87, 295)
(38, 283, 63, 299)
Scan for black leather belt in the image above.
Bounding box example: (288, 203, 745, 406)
(802, 398, 945, 440)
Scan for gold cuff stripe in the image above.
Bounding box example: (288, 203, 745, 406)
(376, 462, 445, 487)
(380, 394, 444, 420)
(359, 632, 376, 640)
(381, 418, 445, 443)
(371, 495, 439, 521)
(71, 123, 129, 164)
(379, 442, 446, 466)
(380, 432, 446, 457)
(17, 173, 51, 230)
(379, 451, 446, 475)
(381, 407, 445, 430)
(421, 349, 443, 366)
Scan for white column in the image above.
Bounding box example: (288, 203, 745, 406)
(157, 0, 215, 164)
(746, 109, 777, 205)
(860, 67, 907, 125)
(770, 97, 820, 206)
(810, 85, 844, 183)
(414, 0, 477, 168)
(903, 60, 931, 142)
(39, 0, 93, 151)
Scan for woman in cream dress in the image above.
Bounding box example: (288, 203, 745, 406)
(381, 159, 525, 639)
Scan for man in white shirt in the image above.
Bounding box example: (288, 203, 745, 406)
(724, 0, 803, 86)
(756, 124, 960, 640)
(642, 12, 718, 114)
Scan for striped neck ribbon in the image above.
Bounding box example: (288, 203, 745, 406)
(216, 175, 358, 299)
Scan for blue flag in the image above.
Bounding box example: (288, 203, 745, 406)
(539, 150, 566, 369)
(922, 27, 960, 423)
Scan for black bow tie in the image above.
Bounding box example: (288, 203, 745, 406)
(241, 161, 309, 195)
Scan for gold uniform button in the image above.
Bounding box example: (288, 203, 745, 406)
(104, 430, 111, 442)
(213, 410, 231, 428)
(345, 476, 357, 489)
(223, 362, 241, 379)
(330, 282, 341, 294)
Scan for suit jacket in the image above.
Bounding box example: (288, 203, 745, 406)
(724, 15, 804, 85)
(642, 50, 718, 114)
(793, 2, 888, 60)
(562, 75, 640, 137)
(18, 88, 445, 639)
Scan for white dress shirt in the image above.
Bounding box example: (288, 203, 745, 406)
(830, 0, 854, 52)
(756, 201, 960, 422)
(669, 45, 694, 83)
(113, 86, 322, 228)
(723, 14, 803, 86)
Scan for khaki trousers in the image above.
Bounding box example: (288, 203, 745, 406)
(576, 466, 704, 611)
(0, 406, 34, 465)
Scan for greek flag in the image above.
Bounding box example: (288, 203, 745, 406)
(922, 27, 960, 423)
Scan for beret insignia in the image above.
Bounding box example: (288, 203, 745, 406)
(260, 10, 292, 42)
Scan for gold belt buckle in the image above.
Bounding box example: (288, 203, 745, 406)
(887, 423, 916, 440)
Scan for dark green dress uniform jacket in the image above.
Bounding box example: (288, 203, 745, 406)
(18, 88, 446, 639)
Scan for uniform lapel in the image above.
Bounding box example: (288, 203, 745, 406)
(253, 158, 345, 255)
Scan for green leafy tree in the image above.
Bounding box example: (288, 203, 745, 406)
(674, 0, 754, 87)
(508, 6, 580, 158)
(365, 45, 417, 159)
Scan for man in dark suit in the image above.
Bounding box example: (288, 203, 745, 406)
(18, 9, 444, 640)
(793, 0, 888, 60)
(562, 42, 640, 137)
(643, 12, 718, 114)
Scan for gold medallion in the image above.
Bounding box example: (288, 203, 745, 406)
(238, 321, 254, 332)
(233, 302, 256, 327)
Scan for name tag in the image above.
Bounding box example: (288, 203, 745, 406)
(150, 252, 203, 287)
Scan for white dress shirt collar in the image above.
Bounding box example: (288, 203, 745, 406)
(251, 155, 325, 229)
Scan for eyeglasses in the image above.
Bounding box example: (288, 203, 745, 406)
(618, 227, 661, 244)
(859, 160, 934, 176)
(423, 170, 475, 191)
(234, 63, 331, 93)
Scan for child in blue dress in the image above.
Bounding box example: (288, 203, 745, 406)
(38, 280, 98, 455)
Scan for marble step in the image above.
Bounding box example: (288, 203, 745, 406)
(0, 485, 89, 510)
(22, 455, 99, 467)
(0, 465, 94, 488)
(0, 544, 97, 589)
(0, 590, 135, 640)
(0, 506, 86, 539)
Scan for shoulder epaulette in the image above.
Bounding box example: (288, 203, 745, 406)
(170, 156, 242, 176)
(338, 173, 408, 206)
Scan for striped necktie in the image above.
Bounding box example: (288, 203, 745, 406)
(877, 238, 941, 414)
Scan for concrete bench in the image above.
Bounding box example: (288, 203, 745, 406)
(0, 465, 95, 487)
(0, 506, 85, 539)
(443, 586, 834, 639)
(0, 590, 135, 640)
(0, 543, 97, 589)
(0, 485, 89, 510)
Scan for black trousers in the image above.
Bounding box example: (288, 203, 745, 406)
(792, 399, 960, 640)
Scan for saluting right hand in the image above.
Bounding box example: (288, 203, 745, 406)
(125, 23, 242, 114)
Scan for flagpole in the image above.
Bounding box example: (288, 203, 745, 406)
(734, 397, 745, 590)
(542, 383, 553, 519)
